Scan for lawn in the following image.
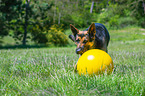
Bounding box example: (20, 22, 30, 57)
(0, 27, 145, 95)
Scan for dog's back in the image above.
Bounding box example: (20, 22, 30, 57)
(85, 23, 110, 51)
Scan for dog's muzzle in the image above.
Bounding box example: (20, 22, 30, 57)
(76, 48, 81, 54)
(76, 47, 84, 54)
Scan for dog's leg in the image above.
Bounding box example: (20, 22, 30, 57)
(74, 55, 81, 73)
(74, 64, 77, 73)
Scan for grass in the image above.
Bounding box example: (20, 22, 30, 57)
(0, 27, 145, 95)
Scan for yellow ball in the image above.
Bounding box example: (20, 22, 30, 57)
(77, 49, 114, 75)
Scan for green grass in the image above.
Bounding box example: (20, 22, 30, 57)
(0, 27, 145, 95)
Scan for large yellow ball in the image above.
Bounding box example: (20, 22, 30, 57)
(77, 49, 114, 75)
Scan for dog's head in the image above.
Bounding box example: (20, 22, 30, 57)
(69, 23, 96, 55)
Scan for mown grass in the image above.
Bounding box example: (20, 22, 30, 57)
(0, 27, 145, 95)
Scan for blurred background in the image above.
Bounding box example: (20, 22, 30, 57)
(0, 0, 145, 48)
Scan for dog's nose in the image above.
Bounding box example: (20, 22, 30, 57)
(76, 48, 82, 54)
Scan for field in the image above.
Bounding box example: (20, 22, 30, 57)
(0, 27, 145, 95)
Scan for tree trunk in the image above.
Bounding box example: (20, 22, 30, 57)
(107, 0, 109, 6)
(90, 1, 94, 13)
(53, 0, 56, 23)
(143, 0, 145, 14)
(22, 0, 29, 45)
(58, 12, 61, 24)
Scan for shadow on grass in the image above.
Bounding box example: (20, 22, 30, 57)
(0, 45, 48, 49)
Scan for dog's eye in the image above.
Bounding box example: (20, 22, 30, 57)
(83, 40, 87, 43)
(76, 39, 80, 43)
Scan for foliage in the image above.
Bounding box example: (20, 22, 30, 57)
(0, 14, 9, 37)
(30, 24, 48, 44)
(0, 0, 22, 37)
(118, 17, 137, 28)
(129, 0, 145, 27)
(96, 3, 119, 29)
(0, 0, 145, 46)
(46, 25, 69, 46)
(97, 2, 138, 29)
(31, 24, 68, 46)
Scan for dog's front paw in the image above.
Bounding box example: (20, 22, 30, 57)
(74, 64, 77, 73)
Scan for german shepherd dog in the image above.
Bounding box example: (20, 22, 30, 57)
(69, 23, 110, 72)
(69, 23, 110, 55)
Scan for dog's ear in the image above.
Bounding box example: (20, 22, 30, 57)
(69, 35, 76, 42)
(70, 24, 79, 36)
(88, 23, 96, 41)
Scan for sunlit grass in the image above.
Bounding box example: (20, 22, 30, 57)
(0, 27, 145, 95)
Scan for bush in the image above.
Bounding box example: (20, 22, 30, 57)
(31, 24, 69, 46)
(108, 15, 120, 29)
(31, 25, 48, 44)
(118, 17, 138, 28)
(96, 3, 139, 29)
(96, 3, 120, 29)
(138, 18, 145, 28)
(46, 24, 69, 46)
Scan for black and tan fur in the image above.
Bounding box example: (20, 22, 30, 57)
(69, 23, 110, 55)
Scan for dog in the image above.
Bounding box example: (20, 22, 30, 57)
(69, 23, 110, 55)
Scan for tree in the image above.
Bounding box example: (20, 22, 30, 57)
(22, 0, 30, 45)
(129, 0, 145, 27)
(0, 0, 22, 37)
(142, 0, 145, 14)
(90, 1, 94, 13)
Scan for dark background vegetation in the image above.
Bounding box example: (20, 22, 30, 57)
(0, 0, 145, 47)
